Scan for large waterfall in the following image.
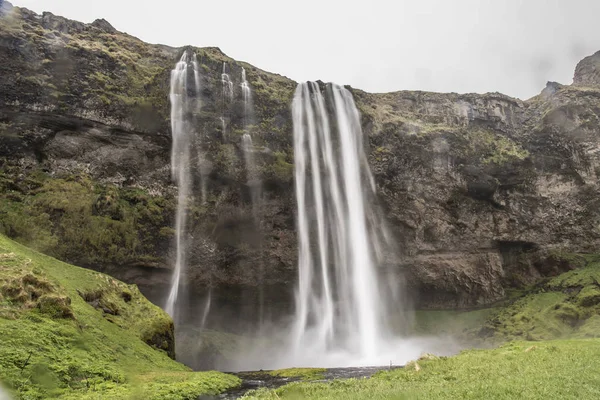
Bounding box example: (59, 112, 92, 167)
(290, 82, 389, 364)
(165, 51, 201, 318)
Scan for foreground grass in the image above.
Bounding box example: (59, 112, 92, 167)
(0, 235, 240, 399)
(244, 256, 600, 399)
(243, 339, 600, 399)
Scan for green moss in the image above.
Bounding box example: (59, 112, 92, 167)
(268, 368, 326, 381)
(462, 129, 529, 165)
(264, 151, 294, 183)
(477, 258, 600, 342)
(547, 258, 600, 289)
(576, 286, 600, 307)
(0, 234, 240, 399)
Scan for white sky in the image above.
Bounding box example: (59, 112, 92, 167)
(9, 0, 600, 99)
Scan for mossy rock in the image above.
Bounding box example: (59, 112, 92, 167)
(36, 295, 74, 319)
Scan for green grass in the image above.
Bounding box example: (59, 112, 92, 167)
(0, 235, 240, 399)
(242, 340, 600, 399)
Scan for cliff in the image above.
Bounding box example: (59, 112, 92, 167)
(1, 5, 600, 313)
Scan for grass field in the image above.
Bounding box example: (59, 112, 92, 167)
(242, 339, 600, 399)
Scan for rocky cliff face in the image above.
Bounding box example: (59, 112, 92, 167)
(1, 5, 599, 314)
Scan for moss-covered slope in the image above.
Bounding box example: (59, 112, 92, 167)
(477, 254, 600, 341)
(0, 234, 239, 399)
(409, 254, 600, 344)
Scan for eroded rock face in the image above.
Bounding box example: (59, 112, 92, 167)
(574, 50, 600, 88)
(1, 6, 600, 311)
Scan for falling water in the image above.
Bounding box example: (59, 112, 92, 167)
(165, 51, 201, 318)
(221, 62, 233, 139)
(241, 67, 251, 129)
(222, 62, 234, 100)
(291, 82, 386, 362)
(241, 133, 254, 170)
(239, 67, 259, 208)
(239, 69, 265, 327)
(241, 132, 260, 211)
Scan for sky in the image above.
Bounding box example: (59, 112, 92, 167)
(8, 0, 600, 99)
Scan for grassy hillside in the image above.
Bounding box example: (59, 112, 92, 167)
(0, 234, 239, 399)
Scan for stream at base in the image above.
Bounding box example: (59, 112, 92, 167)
(201, 366, 400, 399)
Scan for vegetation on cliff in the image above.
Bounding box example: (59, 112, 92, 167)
(0, 164, 175, 269)
(478, 254, 600, 341)
(0, 234, 240, 399)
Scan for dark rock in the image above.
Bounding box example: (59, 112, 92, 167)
(463, 165, 499, 201)
(91, 18, 116, 33)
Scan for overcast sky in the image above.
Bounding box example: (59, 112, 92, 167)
(9, 0, 600, 99)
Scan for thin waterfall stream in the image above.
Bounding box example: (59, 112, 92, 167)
(165, 51, 201, 318)
(221, 61, 233, 138)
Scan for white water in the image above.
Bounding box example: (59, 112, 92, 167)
(290, 81, 392, 364)
(241, 133, 254, 172)
(221, 62, 233, 138)
(221, 62, 234, 100)
(165, 51, 201, 318)
(241, 67, 251, 129)
(239, 68, 261, 216)
(241, 132, 261, 215)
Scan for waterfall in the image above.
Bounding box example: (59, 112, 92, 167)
(239, 67, 259, 208)
(221, 62, 233, 138)
(239, 68, 266, 328)
(226, 82, 449, 372)
(222, 62, 234, 100)
(241, 133, 254, 170)
(241, 67, 251, 130)
(291, 82, 386, 360)
(165, 51, 201, 318)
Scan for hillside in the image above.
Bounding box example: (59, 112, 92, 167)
(0, 234, 239, 399)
